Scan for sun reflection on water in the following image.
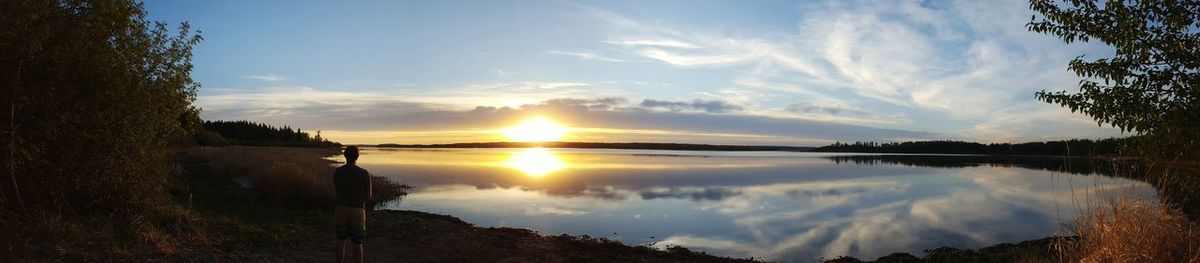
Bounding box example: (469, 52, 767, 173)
(504, 148, 566, 177)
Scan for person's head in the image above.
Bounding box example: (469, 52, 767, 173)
(344, 146, 360, 164)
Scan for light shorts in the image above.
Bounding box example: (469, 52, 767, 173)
(334, 206, 366, 244)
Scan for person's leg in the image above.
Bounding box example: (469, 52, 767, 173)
(336, 239, 347, 263)
(349, 225, 366, 263)
(347, 208, 367, 263)
(335, 207, 352, 263)
(352, 243, 364, 263)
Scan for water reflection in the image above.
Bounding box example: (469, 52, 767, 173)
(357, 148, 1158, 261)
(504, 148, 566, 177)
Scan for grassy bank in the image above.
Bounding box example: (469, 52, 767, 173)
(0, 146, 407, 262)
(9, 146, 1198, 262)
(178, 146, 408, 209)
(1055, 197, 1200, 262)
(171, 146, 759, 262)
(6, 146, 757, 262)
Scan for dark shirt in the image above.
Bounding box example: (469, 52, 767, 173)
(333, 164, 372, 208)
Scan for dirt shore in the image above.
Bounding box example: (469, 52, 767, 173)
(179, 209, 757, 263)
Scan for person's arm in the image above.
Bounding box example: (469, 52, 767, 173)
(366, 172, 373, 201)
(331, 169, 339, 197)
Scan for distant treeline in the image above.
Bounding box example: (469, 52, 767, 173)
(376, 142, 814, 151)
(203, 120, 339, 147)
(814, 138, 1130, 156)
(825, 155, 1124, 176)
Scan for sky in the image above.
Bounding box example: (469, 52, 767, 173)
(145, 0, 1126, 146)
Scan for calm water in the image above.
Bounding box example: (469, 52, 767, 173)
(344, 147, 1156, 262)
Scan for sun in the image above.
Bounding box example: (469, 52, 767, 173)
(502, 117, 568, 142)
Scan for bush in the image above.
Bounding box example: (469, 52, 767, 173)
(1, 0, 201, 215)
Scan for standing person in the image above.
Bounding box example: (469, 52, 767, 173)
(333, 146, 372, 263)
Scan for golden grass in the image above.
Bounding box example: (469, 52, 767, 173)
(0, 205, 207, 261)
(1056, 196, 1200, 263)
(189, 146, 338, 207)
(184, 146, 408, 209)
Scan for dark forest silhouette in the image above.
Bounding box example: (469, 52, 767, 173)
(379, 138, 1128, 156)
(377, 141, 813, 151)
(825, 154, 1125, 176)
(814, 138, 1128, 156)
(203, 120, 339, 147)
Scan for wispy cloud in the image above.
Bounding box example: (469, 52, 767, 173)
(786, 102, 868, 116)
(606, 39, 701, 49)
(963, 105, 1123, 143)
(248, 74, 287, 82)
(635, 49, 757, 67)
(547, 50, 625, 62)
(641, 99, 743, 113)
(196, 83, 931, 145)
(581, 0, 1122, 141)
(191, 0, 1125, 143)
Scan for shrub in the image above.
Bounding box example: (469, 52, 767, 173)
(1, 0, 202, 215)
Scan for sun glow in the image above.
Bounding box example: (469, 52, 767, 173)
(501, 117, 568, 142)
(504, 148, 566, 177)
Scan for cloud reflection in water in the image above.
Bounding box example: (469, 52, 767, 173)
(362, 148, 1156, 261)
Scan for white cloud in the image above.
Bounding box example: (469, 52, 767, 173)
(196, 83, 932, 145)
(581, 0, 1123, 141)
(961, 105, 1124, 143)
(547, 50, 625, 62)
(606, 39, 701, 49)
(635, 49, 758, 67)
(248, 74, 286, 82)
(213, 1, 1127, 144)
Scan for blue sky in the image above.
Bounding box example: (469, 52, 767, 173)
(146, 0, 1124, 145)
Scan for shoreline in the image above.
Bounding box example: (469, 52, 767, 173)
(174, 146, 1179, 262)
(360, 209, 758, 262)
(167, 146, 756, 262)
(368, 209, 1061, 263)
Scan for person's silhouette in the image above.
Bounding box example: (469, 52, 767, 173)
(333, 146, 371, 263)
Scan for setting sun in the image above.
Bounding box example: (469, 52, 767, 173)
(501, 117, 568, 142)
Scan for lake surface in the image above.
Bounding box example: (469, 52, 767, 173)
(343, 147, 1157, 262)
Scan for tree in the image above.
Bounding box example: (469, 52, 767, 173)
(0, 0, 202, 214)
(201, 120, 340, 147)
(1027, 0, 1199, 159)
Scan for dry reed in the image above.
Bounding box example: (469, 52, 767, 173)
(184, 146, 407, 209)
(1056, 196, 1200, 263)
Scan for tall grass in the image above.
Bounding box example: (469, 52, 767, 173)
(183, 146, 409, 209)
(1055, 196, 1200, 262)
(0, 199, 207, 261)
